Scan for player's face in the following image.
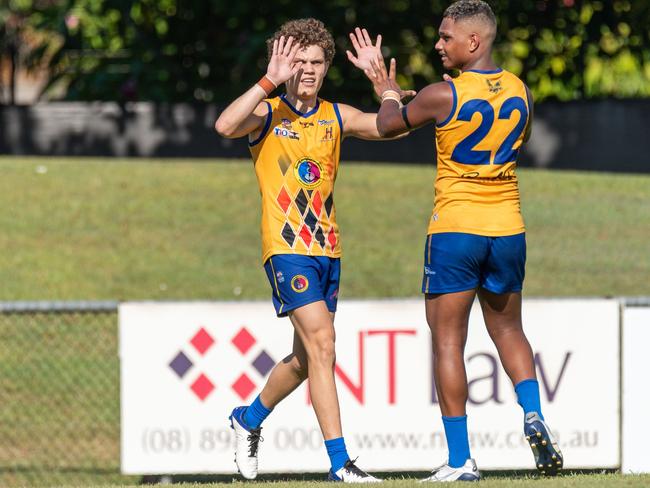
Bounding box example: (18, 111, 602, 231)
(287, 45, 328, 99)
(435, 17, 470, 70)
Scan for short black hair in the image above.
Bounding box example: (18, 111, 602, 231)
(443, 0, 497, 31)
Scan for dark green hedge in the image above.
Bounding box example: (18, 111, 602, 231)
(3, 0, 649, 103)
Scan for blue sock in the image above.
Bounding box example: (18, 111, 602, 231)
(325, 437, 349, 473)
(515, 379, 544, 420)
(442, 415, 471, 468)
(243, 395, 272, 429)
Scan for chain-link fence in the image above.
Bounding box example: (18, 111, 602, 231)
(0, 301, 137, 487)
(2, 298, 649, 486)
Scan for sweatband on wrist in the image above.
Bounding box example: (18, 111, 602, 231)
(257, 76, 277, 96)
(381, 95, 401, 104)
(380, 89, 400, 101)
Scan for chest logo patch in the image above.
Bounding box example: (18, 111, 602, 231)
(294, 157, 324, 189)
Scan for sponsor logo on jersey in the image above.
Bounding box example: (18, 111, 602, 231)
(486, 79, 503, 93)
(461, 169, 516, 181)
(281, 118, 293, 128)
(291, 275, 309, 293)
(294, 157, 324, 189)
(274, 127, 300, 140)
(299, 120, 314, 128)
(321, 126, 334, 142)
(276, 271, 285, 283)
(318, 119, 335, 126)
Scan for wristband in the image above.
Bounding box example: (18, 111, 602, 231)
(381, 95, 401, 105)
(380, 89, 401, 101)
(257, 75, 277, 96)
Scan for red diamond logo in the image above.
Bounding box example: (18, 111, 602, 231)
(190, 373, 215, 401)
(232, 327, 256, 354)
(277, 186, 292, 214)
(190, 327, 215, 355)
(328, 228, 337, 249)
(312, 191, 322, 216)
(299, 224, 312, 247)
(232, 373, 256, 400)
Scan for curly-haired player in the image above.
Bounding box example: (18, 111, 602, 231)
(216, 18, 413, 483)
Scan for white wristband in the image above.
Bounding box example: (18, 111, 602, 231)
(381, 95, 401, 104)
(381, 89, 400, 101)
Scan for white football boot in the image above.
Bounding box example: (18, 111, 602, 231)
(229, 406, 263, 479)
(419, 458, 480, 482)
(328, 459, 383, 483)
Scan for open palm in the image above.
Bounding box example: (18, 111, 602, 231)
(346, 27, 382, 72)
(266, 36, 301, 86)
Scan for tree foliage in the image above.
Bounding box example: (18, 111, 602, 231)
(3, 0, 650, 103)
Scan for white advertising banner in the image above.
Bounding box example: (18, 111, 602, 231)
(622, 306, 650, 473)
(120, 298, 619, 474)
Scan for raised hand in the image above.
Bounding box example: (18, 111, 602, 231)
(346, 27, 382, 72)
(364, 56, 417, 101)
(266, 36, 302, 86)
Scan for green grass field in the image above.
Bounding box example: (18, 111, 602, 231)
(53, 472, 650, 487)
(1, 157, 649, 487)
(0, 156, 649, 300)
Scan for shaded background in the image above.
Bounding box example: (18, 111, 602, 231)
(2, 0, 650, 171)
(1, 2, 650, 486)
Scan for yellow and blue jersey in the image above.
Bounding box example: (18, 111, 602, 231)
(249, 94, 343, 263)
(428, 68, 531, 237)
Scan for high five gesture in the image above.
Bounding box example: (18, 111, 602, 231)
(266, 36, 302, 87)
(346, 28, 382, 72)
(364, 56, 415, 101)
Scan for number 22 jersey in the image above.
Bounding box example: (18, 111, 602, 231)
(429, 68, 531, 237)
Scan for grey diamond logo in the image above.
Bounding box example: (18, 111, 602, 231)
(252, 350, 275, 377)
(169, 351, 193, 378)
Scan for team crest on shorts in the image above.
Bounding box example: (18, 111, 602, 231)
(291, 275, 309, 293)
(294, 158, 324, 189)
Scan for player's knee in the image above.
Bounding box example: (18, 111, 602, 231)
(305, 334, 336, 367)
(487, 319, 524, 338)
(431, 337, 465, 356)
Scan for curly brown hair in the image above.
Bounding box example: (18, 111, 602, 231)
(266, 18, 335, 65)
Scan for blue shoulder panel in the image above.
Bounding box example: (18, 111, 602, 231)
(333, 103, 344, 138)
(248, 101, 273, 147)
(436, 81, 457, 128)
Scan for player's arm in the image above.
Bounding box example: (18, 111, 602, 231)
(523, 84, 534, 142)
(337, 103, 411, 140)
(364, 57, 453, 138)
(214, 89, 272, 139)
(215, 35, 301, 139)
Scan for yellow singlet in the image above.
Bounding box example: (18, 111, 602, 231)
(428, 68, 531, 236)
(249, 94, 343, 263)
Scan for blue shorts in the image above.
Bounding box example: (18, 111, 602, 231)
(263, 254, 341, 317)
(421, 232, 526, 294)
